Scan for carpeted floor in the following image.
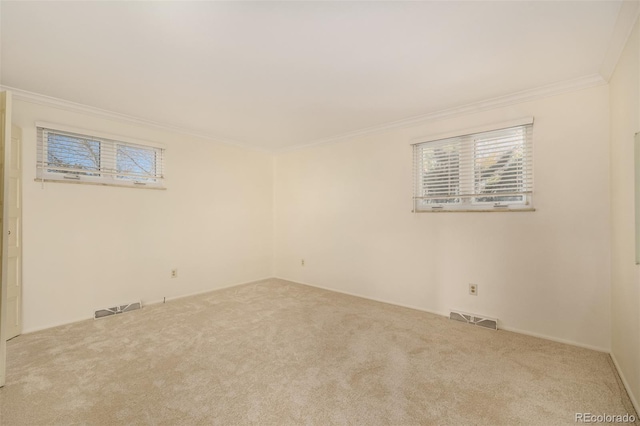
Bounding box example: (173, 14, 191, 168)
(0, 278, 637, 425)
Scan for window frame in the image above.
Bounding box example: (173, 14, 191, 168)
(412, 119, 534, 213)
(36, 122, 165, 190)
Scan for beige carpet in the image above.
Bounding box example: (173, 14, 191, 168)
(0, 279, 637, 425)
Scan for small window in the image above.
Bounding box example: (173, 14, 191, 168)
(37, 125, 165, 189)
(413, 123, 533, 212)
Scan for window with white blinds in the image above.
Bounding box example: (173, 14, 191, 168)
(36, 124, 165, 189)
(413, 122, 533, 212)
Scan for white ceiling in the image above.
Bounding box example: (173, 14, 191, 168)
(0, 1, 625, 151)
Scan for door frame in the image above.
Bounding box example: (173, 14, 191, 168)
(0, 90, 12, 387)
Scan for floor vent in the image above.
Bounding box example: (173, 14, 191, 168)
(449, 310, 498, 330)
(94, 301, 142, 319)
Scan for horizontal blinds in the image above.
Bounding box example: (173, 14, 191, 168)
(414, 124, 533, 203)
(37, 127, 165, 183)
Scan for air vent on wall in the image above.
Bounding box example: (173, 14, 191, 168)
(449, 310, 498, 330)
(94, 301, 142, 319)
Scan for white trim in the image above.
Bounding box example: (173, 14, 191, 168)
(498, 324, 609, 353)
(0, 90, 12, 388)
(275, 276, 450, 317)
(36, 121, 165, 149)
(275, 276, 611, 353)
(610, 351, 640, 416)
(1, 85, 269, 153)
(19, 275, 618, 380)
(21, 315, 98, 335)
(281, 74, 606, 152)
(33, 178, 167, 190)
(410, 116, 534, 146)
(599, 0, 640, 81)
(20, 277, 273, 335)
(3, 74, 605, 154)
(414, 208, 535, 213)
(143, 277, 273, 306)
(271, 156, 278, 277)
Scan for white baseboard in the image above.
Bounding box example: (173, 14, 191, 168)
(21, 276, 274, 335)
(275, 276, 610, 353)
(498, 324, 609, 353)
(22, 315, 94, 335)
(21, 275, 623, 381)
(611, 352, 640, 416)
(143, 276, 273, 306)
(24, 276, 612, 355)
(275, 276, 450, 318)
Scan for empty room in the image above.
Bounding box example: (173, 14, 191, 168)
(0, 0, 639, 425)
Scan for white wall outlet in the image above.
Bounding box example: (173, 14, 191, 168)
(469, 283, 478, 296)
(171, 269, 178, 278)
(301, 259, 305, 266)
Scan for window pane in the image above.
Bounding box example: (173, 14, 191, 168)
(47, 133, 101, 176)
(474, 130, 525, 203)
(116, 144, 157, 182)
(421, 143, 460, 204)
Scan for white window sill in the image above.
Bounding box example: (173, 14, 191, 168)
(34, 178, 166, 190)
(413, 208, 535, 213)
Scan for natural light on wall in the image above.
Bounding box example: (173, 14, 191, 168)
(635, 132, 640, 264)
(412, 119, 534, 212)
(36, 123, 165, 189)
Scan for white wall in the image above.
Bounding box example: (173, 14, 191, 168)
(610, 17, 640, 411)
(13, 84, 614, 353)
(13, 100, 274, 332)
(274, 85, 611, 351)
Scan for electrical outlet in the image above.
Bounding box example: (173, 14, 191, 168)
(301, 259, 305, 266)
(171, 269, 178, 278)
(469, 283, 478, 296)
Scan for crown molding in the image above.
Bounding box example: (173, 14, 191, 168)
(2, 72, 607, 155)
(0, 85, 270, 153)
(599, 0, 640, 81)
(280, 73, 607, 153)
